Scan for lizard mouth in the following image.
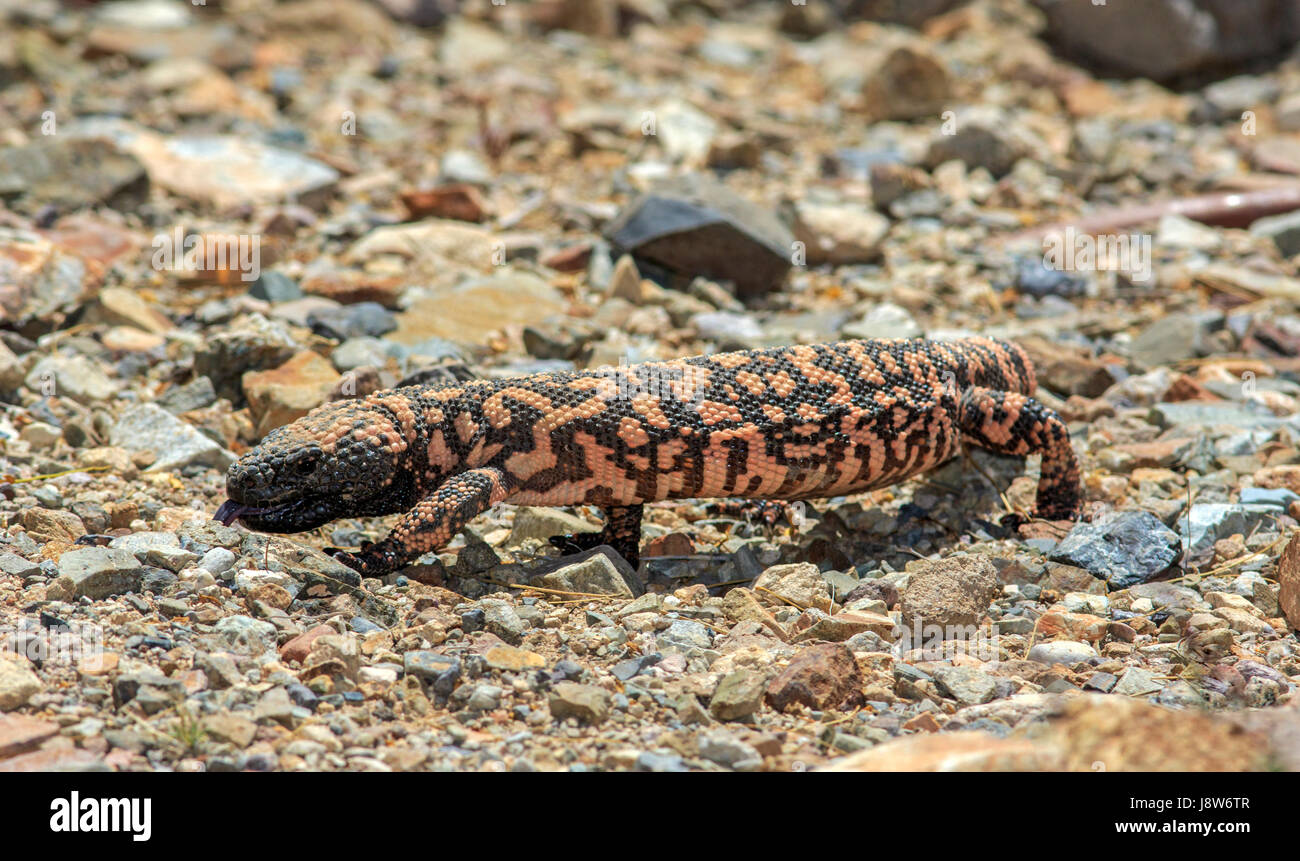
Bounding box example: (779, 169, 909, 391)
(213, 495, 336, 533)
(214, 499, 288, 526)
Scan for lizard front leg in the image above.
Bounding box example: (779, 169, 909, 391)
(333, 467, 512, 575)
(956, 386, 1082, 520)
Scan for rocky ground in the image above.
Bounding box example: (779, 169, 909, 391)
(2, 0, 1300, 772)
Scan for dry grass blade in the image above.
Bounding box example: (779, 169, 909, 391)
(2, 465, 110, 484)
(507, 582, 620, 600)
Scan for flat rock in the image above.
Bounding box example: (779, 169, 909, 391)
(203, 713, 258, 748)
(507, 507, 599, 545)
(345, 218, 497, 275)
(484, 645, 546, 672)
(84, 286, 173, 334)
(390, 271, 567, 346)
(0, 552, 40, 579)
(933, 666, 999, 706)
(26, 353, 119, 403)
(48, 547, 144, 601)
(242, 350, 341, 437)
(549, 682, 611, 724)
(117, 127, 337, 209)
(825, 731, 1059, 772)
(0, 713, 59, 756)
(213, 615, 278, 656)
(1027, 640, 1097, 666)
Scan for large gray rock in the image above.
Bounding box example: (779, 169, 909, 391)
(933, 666, 999, 706)
(533, 547, 642, 598)
(213, 615, 278, 656)
(110, 403, 236, 473)
(1035, 0, 1300, 81)
(48, 547, 145, 600)
(26, 354, 119, 403)
(1049, 510, 1181, 589)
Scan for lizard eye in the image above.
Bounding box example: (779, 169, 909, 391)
(290, 454, 317, 476)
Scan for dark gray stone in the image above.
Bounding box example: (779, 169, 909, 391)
(307, 302, 397, 340)
(1035, 0, 1300, 81)
(249, 271, 303, 303)
(1251, 209, 1300, 258)
(605, 174, 795, 299)
(1049, 510, 1181, 589)
(0, 138, 148, 215)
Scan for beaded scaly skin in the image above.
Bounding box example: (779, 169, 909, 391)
(216, 337, 1082, 574)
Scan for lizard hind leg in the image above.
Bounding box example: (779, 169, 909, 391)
(332, 466, 512, 575)
(549, 503, 644, 569)
(956, 386, 1082, 520)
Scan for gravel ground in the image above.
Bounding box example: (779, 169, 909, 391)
(1, 0, 1300, 772)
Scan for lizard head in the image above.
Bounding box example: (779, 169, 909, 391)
(217, 398, 413, 533)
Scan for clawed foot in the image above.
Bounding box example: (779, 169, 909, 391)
(998, 512, 1028, 531)
(1000, 503, 1081, 535)
(1034, 497, 1084, 522)
(548, 532, 606, 556)
(325, 545, 396, 576)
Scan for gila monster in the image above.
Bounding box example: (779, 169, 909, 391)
(215, 337, 1082, 575)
